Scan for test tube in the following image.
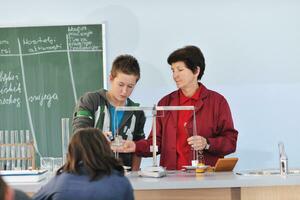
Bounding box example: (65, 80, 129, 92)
(61, 118, 70, 164)
(15, 130, 21, 170)
(10, 130, 15, 170)
(4, 130, 10, 170)
(112, 110, 122, 159)
(0, 131, 4, 170)
(20, 130, 26, 170)
(192, 110, 199, 166)
(25, 130, 31, 169)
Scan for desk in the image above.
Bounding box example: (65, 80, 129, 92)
(9, 171, 300, 200)
(129, 171, 300, 200)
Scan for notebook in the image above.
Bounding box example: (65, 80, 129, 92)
(214, 157, 238, 172)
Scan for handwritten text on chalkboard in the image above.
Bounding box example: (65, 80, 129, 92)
(0, 70, 58, 108)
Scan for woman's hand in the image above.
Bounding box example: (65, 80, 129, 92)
(187, 135, 207, 151)
(111, 140, 136, 153)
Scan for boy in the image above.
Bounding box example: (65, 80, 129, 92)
(72, 55, 145, 170)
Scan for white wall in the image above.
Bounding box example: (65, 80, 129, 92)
(1, 0, 300, 171)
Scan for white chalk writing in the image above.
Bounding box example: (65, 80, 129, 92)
(23, 36, 55, 46)
(0, 71, 60, 108)
(0, 95, 21, 107)
(22, 36, 63, 53)
(0, 48, 11, 54)
(0, 71, 19, 85)
(27, 44, 63, 53)
(0, 40, 11, 55)
(67, 26, 100, 50)
(0, 40, 9, 45)
(0, 71, 22, 108)
(0, 82, 21, 95)
(28, 93, 58, 108)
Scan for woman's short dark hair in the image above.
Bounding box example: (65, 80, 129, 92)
(111, 54, 140, 82)
(167, 45, 205, 80)
(57, 128, 124, 180)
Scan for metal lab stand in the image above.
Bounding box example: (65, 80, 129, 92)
(116, 105, 196, 177)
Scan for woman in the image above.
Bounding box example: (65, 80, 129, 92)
(73, 54, 145, 170)
(33, 128, 134, 200)
(120, 45, 238, 170)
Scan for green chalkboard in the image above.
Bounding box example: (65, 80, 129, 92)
(0, 24, 105, 160)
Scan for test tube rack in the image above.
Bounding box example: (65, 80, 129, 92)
(0, 141, 35, 170)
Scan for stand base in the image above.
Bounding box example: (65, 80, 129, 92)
(138, 166, 167, 178)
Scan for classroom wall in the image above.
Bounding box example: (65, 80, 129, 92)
(1, 0, 299, 171)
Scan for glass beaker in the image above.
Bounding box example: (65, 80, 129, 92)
(53, 157, 63, 172)
(40, 157, 54, 172)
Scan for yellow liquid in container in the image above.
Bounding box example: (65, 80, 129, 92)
(196, 163, 205, 173)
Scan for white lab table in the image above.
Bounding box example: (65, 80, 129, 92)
(8, 170, 300, 200)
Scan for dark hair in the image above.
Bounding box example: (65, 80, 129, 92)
(0, 176, 7, 200)
(111, 54, 140, 82)
(57, 128, 124, 181)
(167, 45, 205, 80)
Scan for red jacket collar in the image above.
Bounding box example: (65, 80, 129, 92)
(169, 82, 209, 104)
(167, 83, 209, 124)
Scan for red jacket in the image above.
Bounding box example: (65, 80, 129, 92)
(135, 83, 238, 170)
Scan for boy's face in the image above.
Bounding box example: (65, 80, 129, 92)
(109, 72, 138, 104)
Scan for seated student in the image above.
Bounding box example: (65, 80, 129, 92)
(0, 176, 31, 200)
(73, 54, 145, 171)
(33, 128, 134, 200)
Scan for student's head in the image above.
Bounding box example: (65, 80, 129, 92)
(167, 46, 205, 87)
(0, 176, 6, 200)
(59, 128, 124, 180)
(0, 176, 14, 200)
(109, 55, 140, 105)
